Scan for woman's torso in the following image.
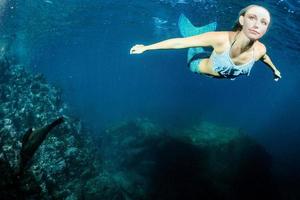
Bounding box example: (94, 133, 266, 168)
(200, 31, 263, 78)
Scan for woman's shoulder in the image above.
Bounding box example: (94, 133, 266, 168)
(206, 31, 230, 46)
(254, 41, 267, 59)
(255, 41, 266, 52)
(211, 31, 230, 40)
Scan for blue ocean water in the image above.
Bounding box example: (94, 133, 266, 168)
(1, 0, 300, 186)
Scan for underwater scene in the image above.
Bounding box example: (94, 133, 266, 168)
(0, 0, 300, 199)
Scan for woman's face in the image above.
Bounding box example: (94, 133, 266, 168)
(240, 6, 270, 40)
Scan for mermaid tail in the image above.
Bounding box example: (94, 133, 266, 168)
(178, 14, 217, 62)
(187, 47, 205, 63)
(178, 14, 217, 37)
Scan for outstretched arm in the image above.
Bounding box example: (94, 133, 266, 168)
(130, 32, 221, 54)
(260, 53, 282, 81)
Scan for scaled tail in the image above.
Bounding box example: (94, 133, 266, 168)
(178, 14, 217, 37)
(178, 14, 217, 63)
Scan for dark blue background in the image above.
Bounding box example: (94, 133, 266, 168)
(1, 0, 300, 175)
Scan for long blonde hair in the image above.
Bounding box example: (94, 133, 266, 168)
(232, 5, 271, 31)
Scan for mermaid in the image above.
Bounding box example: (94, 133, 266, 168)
(130, 5, 281, 81)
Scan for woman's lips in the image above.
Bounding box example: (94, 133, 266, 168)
(249, 29, 260, 35)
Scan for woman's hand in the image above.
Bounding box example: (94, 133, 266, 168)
(273, 69, 282, 81)
(130, 44, 146, 54)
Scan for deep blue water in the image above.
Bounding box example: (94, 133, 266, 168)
(1, 0, 300, 175)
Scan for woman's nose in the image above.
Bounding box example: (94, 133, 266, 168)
(252, 21, 259, 28)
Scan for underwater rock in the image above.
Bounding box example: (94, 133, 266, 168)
(0, 117, 65, 200)
(99, 119, 280, 200)
(0, 57, 102, 199)
(0, 57, 10, 84)
(19, 117, 64, 174)
(0, 55, 282, 199)
(30, 82, 41, 94)
(84, 171, 126, 200)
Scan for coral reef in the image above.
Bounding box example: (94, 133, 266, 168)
(0, 56, 101, 199)
(0, 54, 281, 199)
(94, 119, 280, 200)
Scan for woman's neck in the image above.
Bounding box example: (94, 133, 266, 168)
(232, 31, 255, 53)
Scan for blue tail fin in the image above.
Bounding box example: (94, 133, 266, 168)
(187, 48, 205, 64)
(178, 14, 217, 37)
(178, 14, 217, 63)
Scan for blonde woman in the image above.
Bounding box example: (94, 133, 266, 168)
(130, 5, 281, 81)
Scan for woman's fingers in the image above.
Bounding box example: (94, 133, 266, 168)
(130, 45, 144, 54)
(130, 46, 138, 54)
(130, 46, 134, 54)
(274, 75, 281, 81)
(130, 47, 135, 54)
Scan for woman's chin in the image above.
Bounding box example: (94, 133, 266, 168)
(248, 32, 264, 40)
(247, 34, 261, 41)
